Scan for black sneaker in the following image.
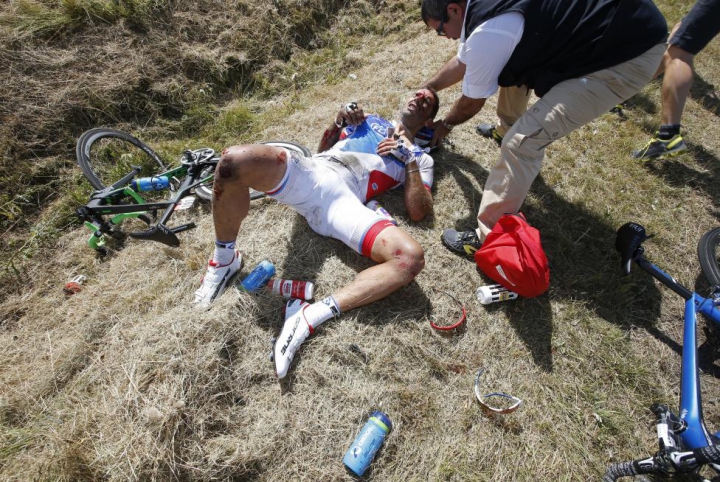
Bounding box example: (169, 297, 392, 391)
(476, 123, 503, 146)
(441, 228, 482, 258)
(632, 133, 687, 160)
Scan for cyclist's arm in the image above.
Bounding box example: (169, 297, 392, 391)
(403, 158, 433, 221)
(318, 103, 367, 153)
(318, 122, 343, 153)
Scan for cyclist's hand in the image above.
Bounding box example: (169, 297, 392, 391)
(376, 138, 412, 164)
(376, 138, 398, 157)
(336, 102, 366, 127)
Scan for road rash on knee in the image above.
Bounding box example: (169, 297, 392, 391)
(391, 245, 425, 282)
(216, 153, 239, 181)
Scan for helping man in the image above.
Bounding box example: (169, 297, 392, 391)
(420, 0, 667, 257)
(193, 89, 440, 378)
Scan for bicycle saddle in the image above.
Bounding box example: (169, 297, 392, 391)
(616, 222, 651, 276)
(181, 148, 216, 166)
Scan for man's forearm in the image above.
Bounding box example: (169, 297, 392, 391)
(444, 95, 486, 126)
(425, 56, 466, 92)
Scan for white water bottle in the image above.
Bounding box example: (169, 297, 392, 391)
(267, 278, 314, 300)
(476, 284, 518, 305)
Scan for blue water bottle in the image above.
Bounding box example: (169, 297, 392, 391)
(343, 411, 392, 476)
(239, 260, 275, 292)
(131, 175, 170, 192)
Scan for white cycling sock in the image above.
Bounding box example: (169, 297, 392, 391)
(212, 240, 236, 265)
(304, 295, 341, 329)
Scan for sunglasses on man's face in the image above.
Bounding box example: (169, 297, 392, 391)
(436, 18, 446, 36)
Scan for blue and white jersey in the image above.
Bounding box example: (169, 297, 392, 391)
(321, 114, 434, 202)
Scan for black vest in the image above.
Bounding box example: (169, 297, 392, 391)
(463, 0, 667, 96)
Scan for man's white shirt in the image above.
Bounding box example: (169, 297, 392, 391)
(457, 11, 525, 99)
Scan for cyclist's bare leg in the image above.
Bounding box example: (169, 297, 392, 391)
(332, 225, 425, 312)
(273, 224, 425, 377)
(212, 144, 289, 241)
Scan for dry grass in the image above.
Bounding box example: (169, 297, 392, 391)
(2, 1, 720, 480)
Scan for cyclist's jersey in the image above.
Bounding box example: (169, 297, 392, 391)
(317, 114, 434, 203)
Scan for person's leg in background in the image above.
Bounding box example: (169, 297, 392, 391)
(476, 85, 532, 145)
(632, 0, 720, 160)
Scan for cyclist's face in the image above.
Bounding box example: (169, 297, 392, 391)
(404, 89, 436, 122)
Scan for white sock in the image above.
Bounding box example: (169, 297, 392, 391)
(304, 296, 341, 329)
(212, 240, 236, 265)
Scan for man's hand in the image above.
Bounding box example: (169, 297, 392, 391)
(337, 102, 367, 127)
(429, 96, 487, 148)
(376, 138, 399, 157)
(429, 119, 452, 148)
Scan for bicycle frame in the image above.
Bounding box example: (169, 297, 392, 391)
(634, 251, 720, 452)
(76, 159, 214, 251)
(604, 223, 720, 480)
(74, 133, 302, 253)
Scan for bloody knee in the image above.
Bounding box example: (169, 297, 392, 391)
(212, 148, 246, 202)
(216, 149, 243, 183)
(392, 242, 425, 283)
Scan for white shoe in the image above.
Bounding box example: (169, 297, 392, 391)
(275, 300, 312, 378)
(192, 250, 242, 310)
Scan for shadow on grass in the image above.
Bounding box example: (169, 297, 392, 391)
(431, 148, 664, 373)
(625, 89, 660, 117)
(690, 73, 720, 118)
(641, 145, 720, 213)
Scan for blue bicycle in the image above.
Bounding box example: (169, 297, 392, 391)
(604, 222, 720, 480)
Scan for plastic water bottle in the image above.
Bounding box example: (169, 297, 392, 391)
(476, 284, 519, 304)
(366, 199, 397, 225)
(343, 411, 392, 476)
(131, 175, 170, 192)
(63, 274, 87, 295)
(239, 260, 275, 292)
(267, 278, 314, 300)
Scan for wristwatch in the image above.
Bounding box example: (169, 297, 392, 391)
(441, 119, 455, 131)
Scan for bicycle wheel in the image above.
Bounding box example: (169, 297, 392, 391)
(698, 227, 720, 286)
(194, 141, 312, 202)
(76, 128, 167, 190)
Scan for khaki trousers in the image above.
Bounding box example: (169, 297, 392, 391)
(495, 86, 532, 137)
(476, 43, 666, 240)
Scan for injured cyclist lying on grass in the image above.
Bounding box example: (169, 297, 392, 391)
(193, 88, 440, 378)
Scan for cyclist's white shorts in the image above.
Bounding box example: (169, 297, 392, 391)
(265, 149, 393, 257)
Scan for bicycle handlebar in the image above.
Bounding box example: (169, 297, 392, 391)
(603, 445, 720, 481)
(602, 456, 656, 482)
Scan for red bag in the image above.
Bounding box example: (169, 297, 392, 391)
(474, 213, 550, 298)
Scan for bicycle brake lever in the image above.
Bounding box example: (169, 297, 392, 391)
(651, 404, 686, 451)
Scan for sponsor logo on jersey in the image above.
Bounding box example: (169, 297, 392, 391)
(370, 121, 388, 137)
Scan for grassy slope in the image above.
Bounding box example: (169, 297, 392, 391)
(2, 1, 720, 480)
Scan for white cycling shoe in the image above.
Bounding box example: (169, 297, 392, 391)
(192, 250, 243, 310)
(275, 299, 313, 378)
